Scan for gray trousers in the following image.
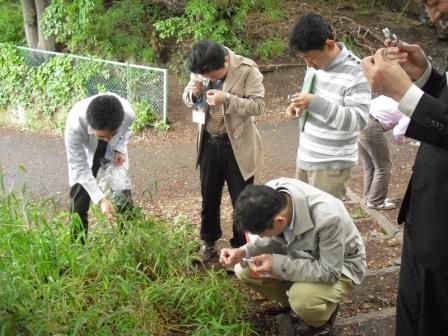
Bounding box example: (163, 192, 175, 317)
(358, 117, 391, 205)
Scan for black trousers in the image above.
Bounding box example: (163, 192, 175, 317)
(199, 133, 253, 248)
(69, 140, 108, 241)
(395, 228, 448, 336)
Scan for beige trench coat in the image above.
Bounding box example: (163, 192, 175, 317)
(182, 49, 264, 181)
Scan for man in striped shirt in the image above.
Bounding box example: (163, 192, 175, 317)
(287, 12, 371, 200)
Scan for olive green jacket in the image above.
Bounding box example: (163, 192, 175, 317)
(245, 177, 367, 285)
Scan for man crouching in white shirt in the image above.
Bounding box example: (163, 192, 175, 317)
(64, 93, 135, 243)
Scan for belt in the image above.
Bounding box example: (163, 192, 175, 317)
(204, 132, 228, 139)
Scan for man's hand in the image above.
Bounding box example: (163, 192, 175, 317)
(362, 48, 413, 102)
(290, 93, 314, 110)
(383, 41, 429, 81)
(186, 80, 206, 96)
(251, 254, 273, 274)
(206, 89, 226, 106)
(286, 104, 303, 118)
(99, 198, 116, 222)
(113, 151, 126, 167)
(219, 247, 246, 268)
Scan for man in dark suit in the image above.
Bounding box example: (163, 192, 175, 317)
(362, 1, 448, 335)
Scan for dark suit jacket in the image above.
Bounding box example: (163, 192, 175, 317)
(398, 68, 448, 277)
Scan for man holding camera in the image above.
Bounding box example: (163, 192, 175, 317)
(220, 178, 366, 336)
(182, 40, 264, 260)
(287, 12, 371, 200)
(362, 1, 448, 335)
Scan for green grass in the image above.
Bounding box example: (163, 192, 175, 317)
(255, 37, 287, 60)
(0, 171, 256, 335)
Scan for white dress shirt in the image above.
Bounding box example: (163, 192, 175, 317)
(64, 93, 135, 204)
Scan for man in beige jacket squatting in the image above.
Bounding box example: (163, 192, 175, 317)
(220, 178, 366, 336)
(183, 40, 264, 259)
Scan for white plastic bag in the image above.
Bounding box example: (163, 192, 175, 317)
(97, 163, 133, 211)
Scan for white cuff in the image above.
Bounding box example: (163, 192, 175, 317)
(398, 85, 424, 117)
(414, 63, 432, 88)
(90, 188, 105, 205)
(241, 246, 250, 259)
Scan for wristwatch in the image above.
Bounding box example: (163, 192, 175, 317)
(224, 92, 231, 105)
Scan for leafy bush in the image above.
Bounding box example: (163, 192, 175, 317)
(132, 100, 158, 132)
(41, 0, 166, 64)
(0, 1, 25, 44)
(255, 38, 287, 60)
(154, 0, 251, 53)
(0, 44, 97, 130)
(0, 44, 163, 132)
(0, 173, 256, 335)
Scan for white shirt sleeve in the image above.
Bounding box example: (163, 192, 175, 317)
(65, 125, 105, 204)
(397, 63, 432, 117)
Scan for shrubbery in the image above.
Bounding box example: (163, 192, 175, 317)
(0, 44, 160, 132)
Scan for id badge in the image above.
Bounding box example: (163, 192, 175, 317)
(192, 108, 205, 124)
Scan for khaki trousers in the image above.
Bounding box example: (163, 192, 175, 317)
(295, 167, 352, 200)
(235, 264, 354, 327)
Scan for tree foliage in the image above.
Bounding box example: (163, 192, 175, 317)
(0, 1, 25, 44)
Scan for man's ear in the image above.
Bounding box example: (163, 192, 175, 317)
(273, 214, 288, 230)
(325, 39, 336, 50)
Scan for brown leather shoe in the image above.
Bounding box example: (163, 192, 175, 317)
(295, 303, 339, 336)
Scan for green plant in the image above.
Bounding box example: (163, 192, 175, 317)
(255, 37, 286, 60)
(253, 0, 285, 22)
(0, 1, 25, 44)
(132, 100, 158, 132)
(153, 120, 170, 132)
(154, 0, 251, 53)
(0, 170, 257, 335)
(0, 44, 27, 108)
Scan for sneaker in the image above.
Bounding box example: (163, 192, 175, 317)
(366, 199, 396, 210)
(196, 243, 217, 262)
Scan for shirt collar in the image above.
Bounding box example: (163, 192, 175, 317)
(328, 42, 348, 70)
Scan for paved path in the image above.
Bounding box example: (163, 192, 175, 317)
(0, 120, 298, 202)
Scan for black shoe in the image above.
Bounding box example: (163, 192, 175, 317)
(295, 303, 339, 336)
(262, 302, 292, 316)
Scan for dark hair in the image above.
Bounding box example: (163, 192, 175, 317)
(187, 40, 227, 74)
(86, 94, 124, 131)
(234, 185, 287, 235)
(289, 12, 334, 52)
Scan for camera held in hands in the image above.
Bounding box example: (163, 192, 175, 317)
(382, 27, 400, 44)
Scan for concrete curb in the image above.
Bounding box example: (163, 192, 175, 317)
(335, 307, 396, 327)
(347, 187, 403, 243)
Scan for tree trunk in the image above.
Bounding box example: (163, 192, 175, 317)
(35, 0, 55, 51)
(20, 0, 55, 51)
(21, 0, 38, 48)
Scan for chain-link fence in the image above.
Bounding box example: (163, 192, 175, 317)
(16, 46, 168, 122)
